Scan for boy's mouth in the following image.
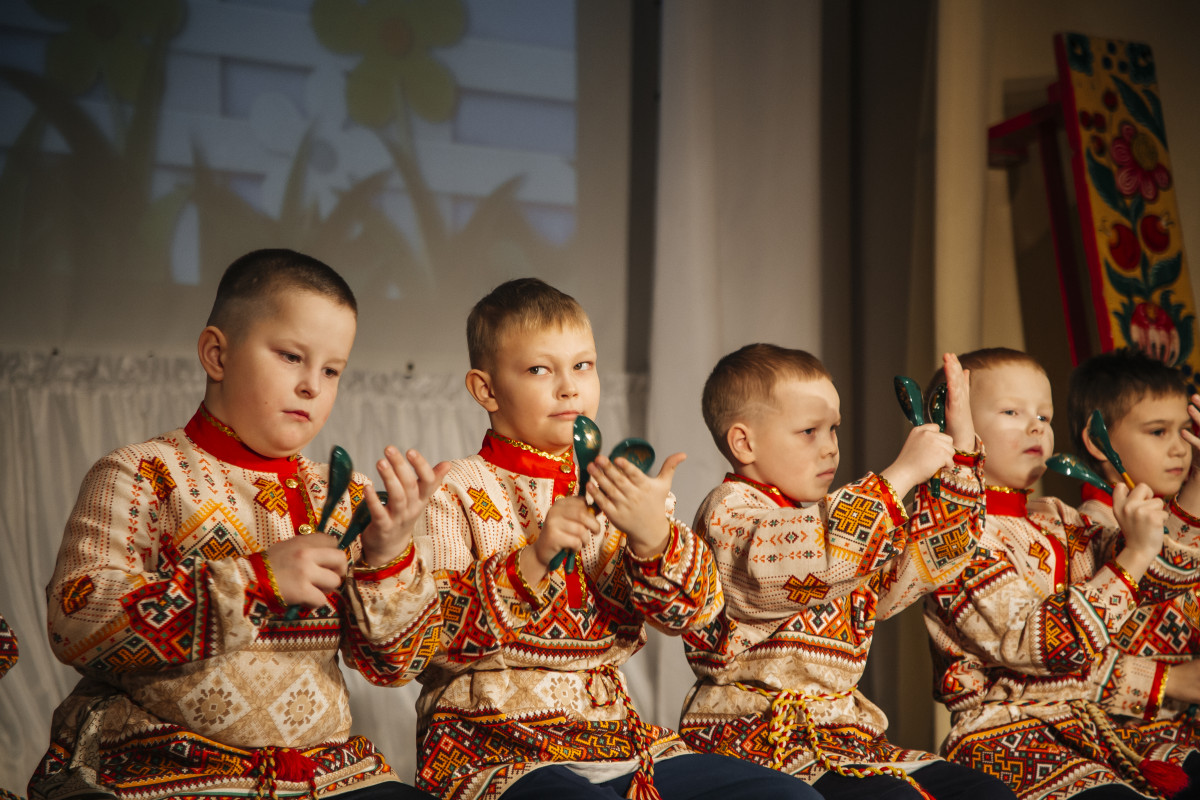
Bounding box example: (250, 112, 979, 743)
(1023, 445, 1044, 456)
(285, 410, 311, 421)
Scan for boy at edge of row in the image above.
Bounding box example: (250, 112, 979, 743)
(679, 343, 1014, 800)
(413, 279, 817, 800)
(1068, 349, 1200, 739)
(30, 249, 446, 800)
(923, 347, 1200, 800)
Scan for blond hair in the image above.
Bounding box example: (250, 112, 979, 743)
(467, 278, 591, 371)
(702, 343, 832, 460)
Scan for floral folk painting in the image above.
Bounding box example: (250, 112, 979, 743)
(1056, 33, 1199, 391)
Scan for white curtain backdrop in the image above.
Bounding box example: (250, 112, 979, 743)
(645, 0, 824, 727)
(0, 350, 647, 790)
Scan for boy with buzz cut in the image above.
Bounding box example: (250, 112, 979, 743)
(414, 279, 816, 800)
(923, 346, 1200, 800)
(1067, 348, 1200, 732)
(679, 343, 1014, 800)
(30, 249, 446, 800)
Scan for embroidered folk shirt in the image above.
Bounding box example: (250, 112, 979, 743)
(680, 454, 984, 780)
(923, 488, 1200, 799)
(414, 431, 722, 800)
(1077, 484, 1200, 723)
(31, 407, 441, 799)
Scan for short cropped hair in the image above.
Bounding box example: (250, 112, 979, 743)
(701, 343, 832, 460)
(206, 249, 356, 340)
(467, 278, 591, 370)
(1067, 348, 1189, 472)
(924, 346, 1047, 417)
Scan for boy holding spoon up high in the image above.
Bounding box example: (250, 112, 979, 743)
(31, 249, 446, 800)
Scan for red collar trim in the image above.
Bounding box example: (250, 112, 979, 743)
(479, 430, 576, 482)
(1081, 482, 1114, 507)
(986, 486, 1030, 517)
(723, 473, 799, 508)
(184, 406, 300, 474)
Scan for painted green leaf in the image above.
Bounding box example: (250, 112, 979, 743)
(1146, 253, 1182, 293)
(1113, 76, 1167, 146)
(1105, 258, 1145, 299)
(1086, 149, 1128, 221)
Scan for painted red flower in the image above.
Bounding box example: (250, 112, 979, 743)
(1130, 302, 1179, 364)
(1110, 122, 1171, 201)
(1107, 223, 1139, 271)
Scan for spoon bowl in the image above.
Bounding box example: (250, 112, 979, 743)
(894, 376, 926, 427)
(609, 438, 655, 474)
(1045, 453, 1113, 494)
(549, 416, 602, 572)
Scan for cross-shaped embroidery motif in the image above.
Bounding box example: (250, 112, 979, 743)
(469, 487, 503, 523)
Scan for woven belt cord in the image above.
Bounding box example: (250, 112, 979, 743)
(735, 682, 933, 800)
(588, 664, 661, 800)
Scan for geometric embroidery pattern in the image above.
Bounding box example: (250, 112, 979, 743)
(1029, 540, 1051, 574)
(828, 497, 882, 544)
(252, 477, 289, 517)
(784, 573, 830, 605)
(137, 456, 177, 501)
(468, 487, 503, 523)
(61, 575, 95, 615)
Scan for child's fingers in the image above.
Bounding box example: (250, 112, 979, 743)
(654, 452, 687, 483)
(1183, 428, 1200, 451)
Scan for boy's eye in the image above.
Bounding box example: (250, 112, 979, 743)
(282, 352, 301, 363)
(1038, 415, 1050, 422)
(800, 428, 816, 436)
(1001, 409, 1017, 416)
(574, 361, 594, 371)
(324, 367, 341, 379)
(528, 366, 548, 375)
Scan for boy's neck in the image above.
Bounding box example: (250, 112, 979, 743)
(186, 405, 301, 471)
(724, 472, 800, 508)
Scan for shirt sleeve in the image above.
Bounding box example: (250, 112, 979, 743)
(622, 517, 723, 634)
(876, 451, 985, 620)
(1092, 647, 1170, 721)
(925, 538, 1140, 676)
(46, 450, 274, 672)
(339, 538, 443, 686)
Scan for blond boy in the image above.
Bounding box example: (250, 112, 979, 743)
(31, 249, 444, 800)
(679, 343, 1011, 800)
(414, 280, 815, 800)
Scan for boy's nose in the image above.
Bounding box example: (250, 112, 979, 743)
(297, 368, 322, 398)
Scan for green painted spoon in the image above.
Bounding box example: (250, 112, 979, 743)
(929, 383, 948, 433)
(284, 445, 353, 619)
(549, 416, 602, 572)
(610, 438, 655, 474)
(894, 376, 926, 427)
(1045, 453, 1113, 494)
(1087, 410, 1136, 489)
(339, 491, 388, 552)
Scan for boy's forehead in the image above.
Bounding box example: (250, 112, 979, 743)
(973, 363, 1050, 401)
(772, 375, 839, 409)
(1119, 389, 1190, 423)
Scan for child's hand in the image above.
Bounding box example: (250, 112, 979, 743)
(359, 446, 451, 568)
(266, 533, 347, 609)
(1112, 482, 1167, 582)
(941, 352, 976, 452)
(523, 495, 600, 584)
(1165, 658, 1200, 704)
(879, 424, 955, 500)
(588, 452, 686, 559)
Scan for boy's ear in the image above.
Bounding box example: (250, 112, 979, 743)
(726, 422, 755, 466)
(466, 368, 500, 413)
(197, 326, 228, 382)
(1080, 429, 1109, 464)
